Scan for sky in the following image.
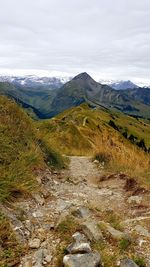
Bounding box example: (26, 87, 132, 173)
(0, 0, 150, 84)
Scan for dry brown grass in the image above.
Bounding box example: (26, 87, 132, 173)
(93, 129, 150, 187)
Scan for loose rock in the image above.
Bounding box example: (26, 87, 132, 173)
(29, 238, 41, 249)
(63, 252, 102, 267)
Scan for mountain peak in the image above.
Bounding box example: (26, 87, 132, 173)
(72, 72, 92, 81)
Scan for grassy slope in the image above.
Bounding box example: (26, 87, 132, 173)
(0, 96, 65, 202)
(0, 96, 66, 266)
(38, 104, 150, 187)
(0, 82, 58, 119)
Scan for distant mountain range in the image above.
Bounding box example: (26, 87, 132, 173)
(0, 75, 71, 89)
(0, 75, 150, 90)
(0, 72, 150, 119)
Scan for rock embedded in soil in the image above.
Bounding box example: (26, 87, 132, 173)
(134, 225, 150, 237)
(105, 224, 129, 240)
(29, 238, 41, 249)
(82, 219, 103, 241)
(72, 206, 91, 219)
(120, 259, 139, 267)
(63, 252, 102, 267)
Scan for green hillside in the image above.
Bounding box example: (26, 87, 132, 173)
(0, 73, 150, 120)
(0, 96, 65, 202)
(38, 104, 150, 186)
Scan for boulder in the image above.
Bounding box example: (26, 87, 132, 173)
(63, 252, 102, 267)
(120, 259, 139, 267)
(82, 220, 103, 242)
(67, 232, 91, 254)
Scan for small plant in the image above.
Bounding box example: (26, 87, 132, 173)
(133, 257, 146, 267)
(56, 216, 80, 243)
(94, 152, 111, 164)
(119, 238, 131, 251)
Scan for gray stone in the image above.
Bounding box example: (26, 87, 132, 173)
(33, 248, 44, 267)
(63, 252, 102, 267)
(106, 225, 128, 240)
(82, 220, 103, 241)
(72, 206, 91, 219)
(134, 225, 150, 237)
(120, 259, 138, 267)
(72, 232, 87, 243)
(29, 238, 41, 249)
(67, 232, 91, 254)
(67, 241, 91, 254)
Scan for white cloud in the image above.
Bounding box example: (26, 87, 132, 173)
(0, 0, 150, 81)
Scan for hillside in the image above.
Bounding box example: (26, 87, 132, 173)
(0, 96, 65, 202)
(0, 82, 58, 119)
(38, 103, 150, 185)
(0, 97, 150, 267)
(50, 73, 150, 118)
(0, 73, 150, 120)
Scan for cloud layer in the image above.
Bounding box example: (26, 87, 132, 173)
(0, 0, 150, 81)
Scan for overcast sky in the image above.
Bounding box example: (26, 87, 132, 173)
(0, 0, 150, 83)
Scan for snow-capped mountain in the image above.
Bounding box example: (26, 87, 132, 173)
(0, 75, 72, 89)
(99, 79, 139, 90)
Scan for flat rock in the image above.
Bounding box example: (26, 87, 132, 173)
(82, 220, 103, 241)
(106, 225, 128, 240)
(63, 252, 102, 267)
(120, 259, 139, 267)
(29, 238, 41, 249)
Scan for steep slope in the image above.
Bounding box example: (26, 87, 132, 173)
(0, 82, 57, 119)
(38, 104, 150, 183)
(0, 96, 65, 202)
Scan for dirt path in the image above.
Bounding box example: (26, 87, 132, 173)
(68, 156, 100, 184)
(3, 156, 150, 267)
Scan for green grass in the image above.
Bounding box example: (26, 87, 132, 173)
(0, 96, 66, 202)
(0, 211, 24, 266)
(38, 104, 150, 187)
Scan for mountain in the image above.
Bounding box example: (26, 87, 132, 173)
(50, 72, 150, 118)
(110, 80, 139, 90)
(0, 72, 150, 119)
(0, 81, 58, 119)
(0, 75, 71, 89)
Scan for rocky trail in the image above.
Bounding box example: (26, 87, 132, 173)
(2, 156, 150, 267)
